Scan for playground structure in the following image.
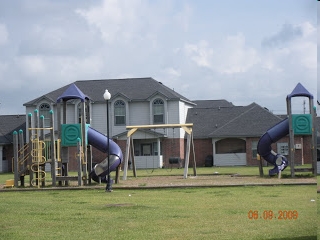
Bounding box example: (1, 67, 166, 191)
(257, 83, 317, 177)
(122, 123, 196, 180)
(12, 84, 123, 188)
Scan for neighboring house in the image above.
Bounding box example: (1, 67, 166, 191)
(187, 102, 283, 166)
(187, 101, 317, 167)
(0, 114, 26, 172)
(17, 77, 316, 171)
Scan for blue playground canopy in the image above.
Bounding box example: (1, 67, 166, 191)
(56, 83, 89, 102)
(287, 82, 313, 99)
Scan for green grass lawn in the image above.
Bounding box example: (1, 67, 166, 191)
(0, 166, 318, 239)
(0, 186, 317, 239)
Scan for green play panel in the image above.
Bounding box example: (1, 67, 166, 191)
(292, 114, 312, 135)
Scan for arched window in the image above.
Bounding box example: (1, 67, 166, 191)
(39, 103, 51, 127)
(114, 100, 126, 125)
(153, 98, 164, 124)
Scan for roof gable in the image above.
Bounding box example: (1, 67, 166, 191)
(0, 115, 26, 144)
(187, 102, 283, 139)
(186, 105, 244, 138)
(208, 103, 283, 137)
(24, 77, 194, 106)
(192, 100, 234, 108)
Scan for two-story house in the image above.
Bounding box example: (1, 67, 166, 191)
(23, 77, 196, 170)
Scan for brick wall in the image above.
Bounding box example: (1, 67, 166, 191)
(189, 139, 213, 167)
(59, 134, 315, 172)
(246, 135, 313, 167)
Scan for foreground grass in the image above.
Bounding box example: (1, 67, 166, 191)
(0, 185, 317, 240)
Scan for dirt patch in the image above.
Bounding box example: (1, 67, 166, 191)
(1, 174, 317, 191)
(114, 174, 316, 188)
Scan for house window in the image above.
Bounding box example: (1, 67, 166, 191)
(153, 98, 164, 124)
(39, 103, 51, 127)
(114, 100, 126, 125)
(252, 141, 258, 158)
(216, 138, 246, 154)
(277, 142, 289, 155)
(141, 144, 152, 156)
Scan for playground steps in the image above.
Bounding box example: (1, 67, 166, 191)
(4, 179, 14, 188)
(56, 176, 79, 181)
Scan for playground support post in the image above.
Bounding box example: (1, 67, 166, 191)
(28, 113, 33, 185)
(312, 104, 317, 176)
(18, 129, 25, 186)
(80, 100, 88, 185)
(13, 131, 19, 187)
(50, 110, 57, 187)
(77, 138, 82, 186)
(39, 115, 45, 187)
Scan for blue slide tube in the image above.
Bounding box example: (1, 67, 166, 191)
(257, 118, 289, 175)
(87, 127, 123, 183)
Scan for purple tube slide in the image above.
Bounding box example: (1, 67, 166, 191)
(257, 118, 289, 175)
(87, 127, 123, 182)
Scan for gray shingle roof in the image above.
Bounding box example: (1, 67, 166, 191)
(186, 102, 283, 139)
(0, 115, 26, 144)
(24, 77, 194, 105)
(192, 100, 234, 108)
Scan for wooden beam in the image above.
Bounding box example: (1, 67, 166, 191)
(127, 128, 138, 137)
(184, 133, 191, 179)
(122, 136, 131, 180)
(182, 126, 192, 135)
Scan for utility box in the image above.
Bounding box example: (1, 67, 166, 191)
(292, 114, 312, 135)
(295, 144, 302, 149)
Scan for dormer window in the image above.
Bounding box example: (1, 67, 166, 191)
(39, 103, 51, 127)
(114, 100, 126, 125)
(153, 98, 164, 124)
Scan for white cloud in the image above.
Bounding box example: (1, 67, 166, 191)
(261, 21, 316, 72)
(174, 3, 193, 32)
(16, 55, 46, 76)
(163, 67, 181, 78)
(76, 0, 144, 43)
(0, 23, 8, 45)
(184, 33, 260, 74)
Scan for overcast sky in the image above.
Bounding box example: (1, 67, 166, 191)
(0, 0, 317, 115)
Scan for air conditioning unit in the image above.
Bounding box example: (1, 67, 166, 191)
(295, 144, 302, 149)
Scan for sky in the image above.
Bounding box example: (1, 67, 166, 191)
(0, 0, 318, 115)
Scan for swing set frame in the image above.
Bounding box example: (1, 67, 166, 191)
(122, 123, 196, 180)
